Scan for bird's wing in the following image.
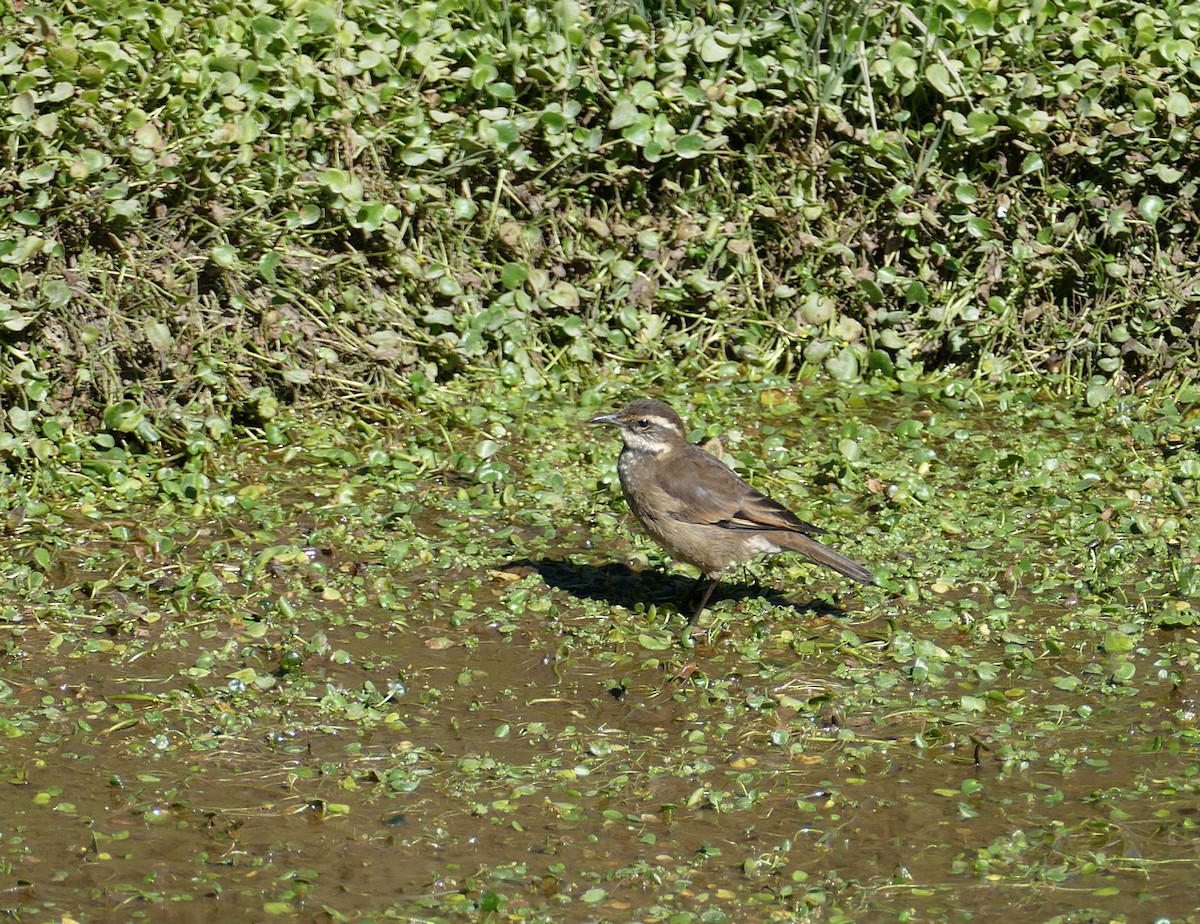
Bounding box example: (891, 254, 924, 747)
(656, 445, 826, 537)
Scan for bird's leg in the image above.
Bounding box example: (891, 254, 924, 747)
(687, 576, 721, 625)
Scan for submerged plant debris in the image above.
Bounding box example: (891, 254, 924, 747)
(1, 377, 1199, 922)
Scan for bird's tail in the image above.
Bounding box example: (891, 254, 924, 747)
(778, 533, 876, 585)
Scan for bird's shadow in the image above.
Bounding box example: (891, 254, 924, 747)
(501, 558, 848, 619)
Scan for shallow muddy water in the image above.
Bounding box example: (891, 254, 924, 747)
(4, 610, 1198, 922)
(2, 383, 1198, 921)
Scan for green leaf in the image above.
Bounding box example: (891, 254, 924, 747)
(964, 9, 993, 33)
(540, 110, 568, 132)
(965, 217, 991, 239)
(608, 98, 639, 130)
(319, 169, 362, 198)
(258, 252, 282, 283)
(304, 1, 336, 33)
(20, 163, 56, 185)
(925, 63, 955, 97)
(251, 15, 282, 36)
(24, 378, 49, 402)
(11, 91, 35, 119)
(954, 183, 978, 204)
(7, 407, 33, 431)
(825, 347, 860, 382)
(133, 122, 161, 148)
(103, 400, 144, 432)
(108, 198, 141, 219)
(1086, 383, 1114, 407)
(674, 133, 706, 158)
(144, 320, 173, 353)
(42, 278, 71, 308)
(210, 244, 238, 268)
(492, 120, 520, 144)
(904, 281, 929, 305)
(1151, 163, 1184, 184)
(867, 349, 895, 376)
(1112, 661, 1136, 682)
(1165, 91, 1192, 117)
(479, 890, 503, 913)
(470, 62, 499, 88)
(1101, 629, 1134, 653)
(546, 281, 579, 308)
(699, 32, 737, 63)
(637, 633, 672, 651)
(33, 113, 59, 137)
(965, 110, 997, 138)
(500, 262, 528, 289)
(135, 419, 162, 443)
(1137, 195, 1164, 222)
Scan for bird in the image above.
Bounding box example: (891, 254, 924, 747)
(589, 397, 875, 622)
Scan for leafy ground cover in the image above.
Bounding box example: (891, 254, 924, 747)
(2, 0, 1199, 463)
(1, 377, 1198, 921)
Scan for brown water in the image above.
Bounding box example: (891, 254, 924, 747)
(3, 566, 1197, 922)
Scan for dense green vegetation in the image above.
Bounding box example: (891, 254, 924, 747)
(2, 0, 1198, 465)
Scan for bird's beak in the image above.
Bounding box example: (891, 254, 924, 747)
(588, 413, 619, 426)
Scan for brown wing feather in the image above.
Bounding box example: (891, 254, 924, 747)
(656, 444, 825, 537)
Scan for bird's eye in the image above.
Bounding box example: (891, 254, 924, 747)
(636, 418, 651, 430)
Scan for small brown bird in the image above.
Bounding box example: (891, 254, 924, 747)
(590, 398, 875, 621)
